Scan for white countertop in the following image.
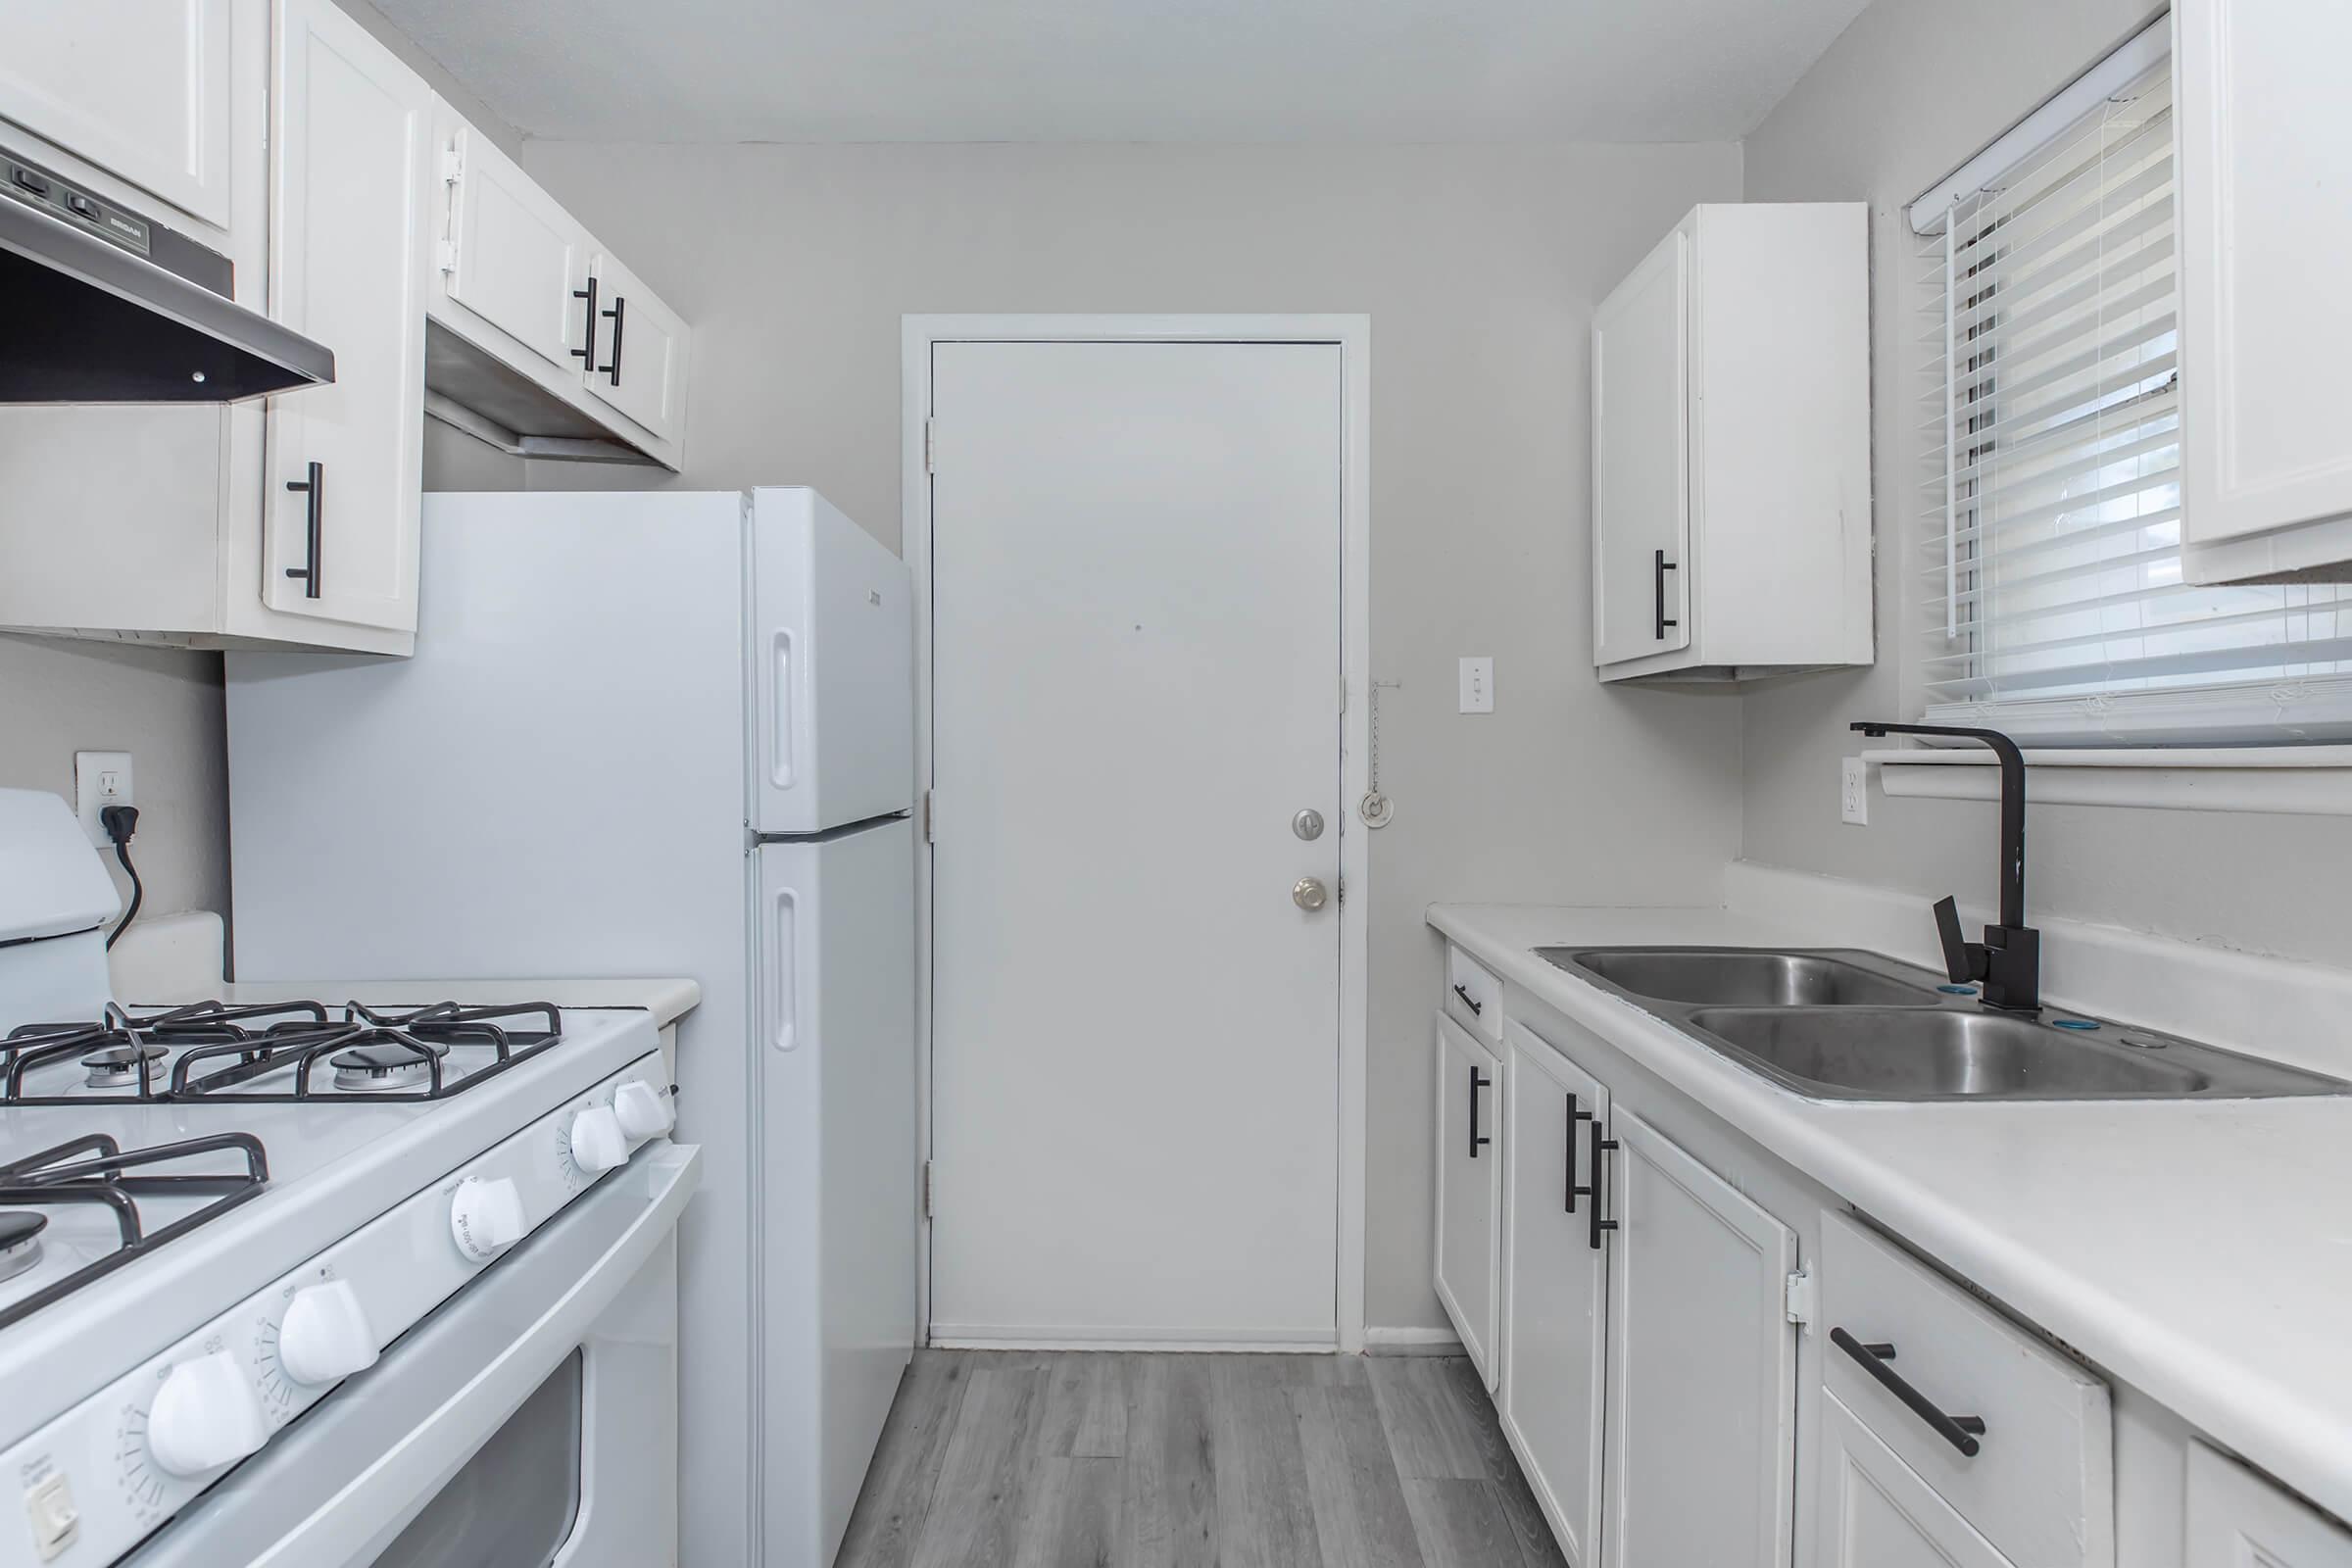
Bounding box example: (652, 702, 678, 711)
(211, 976, 703, 1031)
(1431, 900, 2352, 1526)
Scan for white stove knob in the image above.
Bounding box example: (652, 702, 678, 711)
(279, 1280, 378, 1386)
(149, 1349, 268, 1477)
(612, 1080, 674, 1140)
(449, 1176, 527, 1262)
(569, 1104, 629, 1174)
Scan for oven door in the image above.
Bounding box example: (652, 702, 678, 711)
(122, 1143, 699, 1568)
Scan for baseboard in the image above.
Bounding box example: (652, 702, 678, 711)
(1362, 1326, 1464, 1356)
(929, 1323, 1337, 1353)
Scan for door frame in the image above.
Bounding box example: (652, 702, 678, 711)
(903, 314, 1372, 1353)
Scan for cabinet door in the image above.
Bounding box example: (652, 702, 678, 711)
(1592, 221, 1692, 665)
(584, 249, 690, 446)
(1500, 1022, 1608, 1565)
(2186, 1443, 2352, 1567)
(442, 121, 593, 372)
(0, 0, 231, 226)
(2179, 0, 2352, 548)
(1434, 1011, 1502, 1389)
(264, 0, 430, 633)
(1600, 1106, 1796, 1568)
(1816, 1394, 2016, 1568)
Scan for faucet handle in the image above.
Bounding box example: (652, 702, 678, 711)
(1931, 896, 1985, 986)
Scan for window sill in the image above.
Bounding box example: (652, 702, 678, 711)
(1861, 746, 2352, 815)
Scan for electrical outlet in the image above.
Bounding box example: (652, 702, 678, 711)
(1458, 657, 1494, 714)
(75, 751, 132, 845)
(1840, 756, 1868, 825)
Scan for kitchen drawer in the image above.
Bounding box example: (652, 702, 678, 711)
(1446, 944, 1503, 1043)
(1820, 1212, 2113, 1568)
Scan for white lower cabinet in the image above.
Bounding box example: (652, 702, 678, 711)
(2186, 1443, 2352, 1567)
(1817, 1393, 2015, 1568)
(1602, 1106, 1798, 1568)
(1434, 1011, 1502, 1389)
(1499, 1020, 1609, 1564)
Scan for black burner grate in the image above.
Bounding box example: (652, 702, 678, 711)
(1, 1002, 564, 1106)
(0, 1132, 269, 1332)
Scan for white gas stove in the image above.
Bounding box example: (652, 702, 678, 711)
(0, 790, 699, 1568)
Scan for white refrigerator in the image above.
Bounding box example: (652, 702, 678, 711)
(224, 487, 915, 1568)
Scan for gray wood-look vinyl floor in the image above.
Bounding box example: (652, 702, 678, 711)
(836, 1352, 1570, 1568)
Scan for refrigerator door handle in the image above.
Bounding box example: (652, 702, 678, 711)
(768, 886, 799, 1053)
(769, 628, 798, 791)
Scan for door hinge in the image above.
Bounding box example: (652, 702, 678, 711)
(435, 237, 457, 274)
(923, 416, 936, 475)
(922, 788, 936, 843)
(1336, 875, 1347, 907)
(1785, 1267, 1815, 1328)
(442, 140, 464, 186)
(921, 1159, 935, 1219)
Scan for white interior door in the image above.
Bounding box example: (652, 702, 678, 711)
(928, 338, 1344, 1347)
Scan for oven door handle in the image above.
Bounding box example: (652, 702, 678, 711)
(119, 1144, 701, 1568)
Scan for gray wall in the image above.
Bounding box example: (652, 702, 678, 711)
(516, 139, 1747, 1332)
(1739, 0, 2352, 964)
(0, 638, 228, 920)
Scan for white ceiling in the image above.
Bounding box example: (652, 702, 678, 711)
(371, 0, 1872, 145)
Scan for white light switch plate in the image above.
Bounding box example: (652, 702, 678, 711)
(1840, 756, 1868, 825)
(74, 751, 132, 845)
(1458, 657, 1494, 713)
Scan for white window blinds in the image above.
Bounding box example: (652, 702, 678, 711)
(1917, 44, 2352, 743)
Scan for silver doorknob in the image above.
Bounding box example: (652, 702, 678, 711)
(1293, 877, 1330, 911)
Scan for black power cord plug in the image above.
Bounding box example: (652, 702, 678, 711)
(99, 805, 142, 951)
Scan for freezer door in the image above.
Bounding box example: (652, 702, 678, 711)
(748, 487, 914, 836)
(750, 821, 917, 1567)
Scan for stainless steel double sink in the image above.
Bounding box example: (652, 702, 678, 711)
(1536, 946, 2346, 1102)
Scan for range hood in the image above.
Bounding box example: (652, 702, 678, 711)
(0, 148, 333, 404)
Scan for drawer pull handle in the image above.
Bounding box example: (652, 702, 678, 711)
(1831, 1327, 1986, 1457)
(1566, 1092, 1595, 1213)
(1450, 983, 1483, 1017)
(1468, 1066, 1492, 1158)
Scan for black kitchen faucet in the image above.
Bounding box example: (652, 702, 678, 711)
(1849, 721, 2040, 1012)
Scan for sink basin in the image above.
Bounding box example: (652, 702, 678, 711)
(1540, 947, 1937, 1007)
(1682, 1007, 2344, 1102)
(1530, 943, 2347, 1102)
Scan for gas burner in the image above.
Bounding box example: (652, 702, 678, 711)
(82, 1043, 168, 1090)
(0, 1133, 269, 1332)
(330, 1042, 446, 1093)
(0, 1212, 43, 1285)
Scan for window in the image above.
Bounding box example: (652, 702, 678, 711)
(1914, 22, 2352, 745)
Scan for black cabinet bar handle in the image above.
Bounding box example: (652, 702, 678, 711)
(1589, 1123, 1619, 1250)
(570, 276, 599, 364)
(1450, 983, 1483, 1017)
(1830, 1328, 1986, 1457)
(1654, 549, 1680, 641)
(600, 293, 626, 386)
(1566, 1092, 1595, 1213)
(282, 460, 322, 600)
(1468, 1066, 1492, 1158)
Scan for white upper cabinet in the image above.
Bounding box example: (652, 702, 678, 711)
(437, 113, 594, 373)
(1591, 203, 1872, 683)
(1592, 221, 1692, 666)
(585, 247, 690, 446)
(427, 107, 691, 468)
(0, 0, 233, 227)
(265, 0, 431, 636)
(2177, 0, 2352, 581)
